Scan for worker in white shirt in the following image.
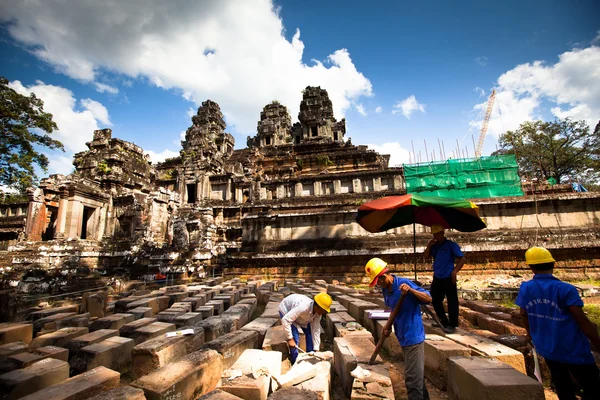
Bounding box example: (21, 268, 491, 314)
(278, 292, 332, 363)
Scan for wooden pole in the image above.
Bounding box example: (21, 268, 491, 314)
(369, 293, 407, 364)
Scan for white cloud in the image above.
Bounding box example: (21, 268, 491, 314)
(470, 45, 600, 140)
(0, 0, 372, 136)
(146, 149, 180, 163)
(476, 56, 488, 66)
(375, 106, 382, 113)
(186, 107, 196, 119)
(355, 103, 367, 116)
(366, 142, 410, 167)
(392, 95, 426, 119)
(474, 87, 485, 97)
(94, 82, 119, 94)
(8, 80, 110, 175)
(173, 130, 186, 146)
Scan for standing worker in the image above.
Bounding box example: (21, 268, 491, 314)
(278, 292, 331, 364)
(365, 257, 432, 400)
(423, 224, 465, 333)
(517, 247, 600, 400)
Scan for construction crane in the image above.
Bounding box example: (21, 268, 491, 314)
(475, 89, 496, 158)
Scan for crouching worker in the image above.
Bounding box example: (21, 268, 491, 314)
(366, 257, 432, 400)
(517, 247, 600, 400)
(278, 292, 331, 364)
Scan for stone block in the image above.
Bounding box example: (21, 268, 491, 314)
(180, 297, 202, 311)
(34, 313, 77, 336)
(335, 323, 374, 341)
(325, 312, 355, 341)
(333, 336, 381, 397)
(29, 307, 79, 322)
(447, 356, 544, 400)
(0, 341, 28, 360)
(89, 314, 134, 332)
(424, 334, 472, 390)
(222, 304, 252, 330)
(268, 387, 318, 400)
(238, 298, 258, 318)
(115, 297, 142, 313)
(206, 300, 225, 316)
(197, 306, 215, 319)
(489, 311, 512, 322)
(347, 300, 379, 327)
(88, 386, 146, 400)
(0, 323, 33, 345)
(66, 329, 118, 360)
(261, 302, 280, 319)
(0, 358, 69, 399)
(166, 292, 189, 306)
(197, 316, 236, 343)
(127, 307, 154, 319)
(126, 298, 159, 315)
(219, 349, 282, 400)
(156, 310, 185, 323)
(131, 326, 205, 377)
(174, 312, 203, 328)
(336, 295, 355, 310)
(29, 327, 89, 351)
(53, 314, 90, 331)
(155, 296, 170, 312)
(214, 294, 236, 311)
(71, 336, 134, 375)
(130, 322, 176, 345)
(240, 318, 280, 348)
(202, 330, 258, 369)
(490, 334, 528, 351)
(293, 351, 333, 400)
(349, 363, 394, 400)
(132, 349, 222, 400)
(119, 318, 157, 337)
(197, 389, 243, 399)
(171, 302, 193, 313)
(81, 292, 107, 320)
(263, 325, 306, 359)
(9, 346, 69, 369)
(19, 366, 120, 400)
(459, 308, 483, 326)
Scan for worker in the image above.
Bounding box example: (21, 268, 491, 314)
(423, 224, 465, 333)
(517, 247, 600, 399)
(366, 257, 432, 400)
(278, 292, 331, 364)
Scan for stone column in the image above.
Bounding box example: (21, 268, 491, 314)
(67, 200, 84, 239)
(313, 181, 321, 196)
(54, 189, 69, 239)
(353, 179, 362, 193)
(373, 177, 381, 191)
(277, 185, 285, 199)
(225, 180, 232, 201)
(393, 175, 404, 190)
(295, 182, 303, 197)
(333, 180, 342, 194)
(24, 188, 46, 241)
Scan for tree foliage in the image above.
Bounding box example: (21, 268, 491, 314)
(0, 77, 64, 193)
(494, 118, 599, 184)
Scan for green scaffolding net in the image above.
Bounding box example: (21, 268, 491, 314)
(403, 154, 524, 199)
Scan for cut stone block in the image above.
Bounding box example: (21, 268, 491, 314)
(131, 326, 205, 378)
(174, 312, 203, 328)
(29, 307, 79, 322)
(166, 292, 189, 306)
(89, 314, 134, 332)
(8, 346, 69, 369)
(349, 363, 394, 400)
(424, 334, 472, 390)
(29, 327, 89, 351)
(66, 329, 118, 360)
(171, 302, 193, 312)
(206, 300, 225, 316)
(325, 312, 355, 341)
(155, 296, 170, 312)
(114, 297, 142, 313)
(293, 352, 333, 400)
(180, 297, 202, 311)
(335, 322, 373, 341)
(157, 310, 185, 323)
(81, 292, 107, 319)
(241, 318, 280, 348)
(48, 313, 89, 331)
(197, 306, 215, 319)
(0, 341, 28, 360)
(268, 386, 318, 400)
(347, 300, 379, 327)
(132, 349, 222, 400)
(447, 356, 544, 400)
(261, 302, 280, 319)
(0, 358, 69, 399)
(119, 318, 157, 338)
(87, 386, 146, 400)
(19, 366, 120, 400)
(71, 336, 134, 375)
(130, 322, 175, 345)
(263, 325, 306, 359)
(238, 298, 257, 316)
(126, 298, 159, 315)
(202, 330, 259, 369)
(197, 316, 237, 343)
(128, 307, 154, 319)
(0, 323, 34, 345)
(197, 389, 243, 399)
(219, 349, 282, 400)
(333, 336, 382, 397)
(222, 304, 252, 330)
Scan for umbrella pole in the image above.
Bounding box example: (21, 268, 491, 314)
(413, 222, 417, 282)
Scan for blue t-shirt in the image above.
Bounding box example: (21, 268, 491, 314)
(382, 275, 430, 347)
(430, 239, 464, 278)
(516, 274, 593, 364)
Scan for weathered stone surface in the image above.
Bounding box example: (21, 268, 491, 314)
(173, 312, 202, 328)
(132, 349, 222, 400)
(87, 386, 145, 400)
(240, 318, 280, 348)
(0, 341, 28, 360)
(206, 300, 225, 316)
(291, 352, 333, 400)
(447, 356, 544, 400)
(130, 322, 175, 345)
(0, 323, 33, 345)
(220, 349, 282, 400)
(349, 363, 393, 400)
(128, 307, 154, 319)
(89, 314, 134, 332)
(325, 312, 355, 341)
(29, 327, 89, 350)
(0, 358, 69, 399)
(222, 304, 252, 330)
(71, 336, 134, 375)
(8, 345, 69, 369)
(268, 387, 319, 400)
(29, 307, 79, 322)
(197, 389, 243, 400)
(197, 306, 215, 319)
(424, 334, 471, 390)
(126, 298, 159, 315)
(119, 318, 157, 337)
(196, 316, 236, 343)
(131, 326, 205, 378)
(66, 329, 118, 359)
(263, 325, 306, 358)
(347, 300, 379, 327)
(333, 336, 381, 397)
(261, 302, 280, 319)
(20, 366, 120, 400)
(202, 330, 258, 369)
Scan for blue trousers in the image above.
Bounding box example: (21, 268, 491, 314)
(280, 312, 313, 363)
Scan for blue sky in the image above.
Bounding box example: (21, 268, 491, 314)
(1, 0, 599, 174)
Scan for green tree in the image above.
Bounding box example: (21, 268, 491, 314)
(0, 77, 64, 193)
(494, 118, 599, 184)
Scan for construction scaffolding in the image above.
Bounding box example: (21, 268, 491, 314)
(403, 154, 524, 199)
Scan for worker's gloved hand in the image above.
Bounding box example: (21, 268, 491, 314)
(287, 338, 296, 348)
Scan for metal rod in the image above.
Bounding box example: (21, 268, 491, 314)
(413, 223, 417, 282)
(424, 140, 429, 162)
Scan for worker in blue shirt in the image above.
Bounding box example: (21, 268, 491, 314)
(517, 246, 600, 400)
(423, 224, 465, 333)
(366, 257, 432, 400)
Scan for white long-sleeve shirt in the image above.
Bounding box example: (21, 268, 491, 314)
(278, 294, 322, 350)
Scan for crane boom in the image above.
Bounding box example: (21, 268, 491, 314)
(475, 89, 496, 158)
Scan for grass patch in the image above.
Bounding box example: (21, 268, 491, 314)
(583, 304, 600, 334)
(569, 277, 600, 287)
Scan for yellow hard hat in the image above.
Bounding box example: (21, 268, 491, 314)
(365, 257, 389, 287)
(430, 224, 445, 234)
(314, 292, 332, 313)
(525, 246, 556, 265)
